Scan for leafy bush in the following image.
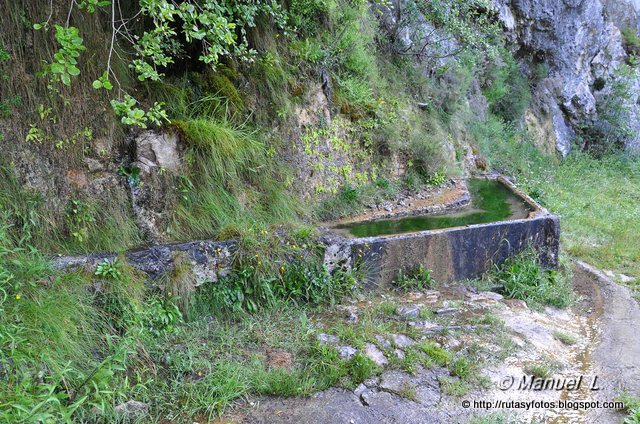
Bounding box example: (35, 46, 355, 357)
(95, 258, 122, 280)
(192, 255, 357, 316)
(621, 27, 640, 56)
(391, 0, 501, 68)
(482, 49, 531, 122)
(289, 0, 335, 34)
(579, 61, 638, 154)
(144, 295, 183, 337)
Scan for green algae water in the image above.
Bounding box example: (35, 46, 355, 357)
(335, 179, 532, 238)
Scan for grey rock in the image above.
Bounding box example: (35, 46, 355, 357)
(353, 383, 368, 397)
(360, 388, 374, 406)
(390, 334, 415, 348)
(374, 335, 392, 350)
(134, 130, 181, 174)
(339, 305, 359, 323)
(394, 349, 405, 360)
(379, 370, 411, 394)
(396, 305, 421, 319)
(378, 369, 444, 407)
(363, 377, 379, 388)
(435, 307, 458, 315)
(364, 343, 388, 367)
(478, 291, 504, 301)
(114, 400, 149, 416)
(84, 157, 104, 173)
(321, 233, 352, 272)
(468, 291, 505, 304)
(338, 345, 357, 360)
(503, 299, 529, 309)
(317, 333, 340, 345)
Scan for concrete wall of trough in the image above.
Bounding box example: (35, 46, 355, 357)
(322, 215, 559, 289)
(321, 176, 560, 289)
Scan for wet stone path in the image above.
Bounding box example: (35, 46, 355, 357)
(225, 262, 640, 424)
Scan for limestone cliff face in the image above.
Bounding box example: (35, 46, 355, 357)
(496, 0, 640, 154)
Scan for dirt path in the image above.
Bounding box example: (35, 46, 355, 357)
(228, 261, 640, 424)
(575, 261, 640, 424)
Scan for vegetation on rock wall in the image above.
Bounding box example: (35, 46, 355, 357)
(1, 0, 640, 421)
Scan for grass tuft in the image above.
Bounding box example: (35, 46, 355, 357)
(553, 330, 578, 346)
(487, 248, 572, 309)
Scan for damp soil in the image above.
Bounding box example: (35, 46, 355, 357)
(334, 179, 533, 238)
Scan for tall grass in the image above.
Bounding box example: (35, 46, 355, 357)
(476, 114, 640, 282)
(0, 164, 142, 254)
(171, 118, 300, 240)
(486, 248, 572, 309)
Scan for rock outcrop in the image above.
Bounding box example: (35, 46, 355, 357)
(496, 0, 640, 154)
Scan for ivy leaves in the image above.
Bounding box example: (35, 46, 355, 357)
(32, 0, 288, 130)
(77, 0, 112, 13)
(48, 25, 86, 86)
(110, 95, 169, 128)
(92, 71, 113, 90)
(133, 0, 287, 81)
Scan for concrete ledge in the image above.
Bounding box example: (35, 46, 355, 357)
(329, 215, 559, 289)
(52, 239, 236, 286)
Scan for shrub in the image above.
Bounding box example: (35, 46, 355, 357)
(524, 362, 552, 379)
(622, 27, 640, 56)
(191, 250, 357, 316)
(553, 330, 578, 346)
(289, 0, 335, 34)
(482, 49, 531, 123)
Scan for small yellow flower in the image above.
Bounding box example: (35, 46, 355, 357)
(167, 291, 172, 296)
(197, 371, 202, 377)
(258, 261, 262, 265)
(280, 266, 285, 273)
(15, 294, 21, 300)
(275, 33, 280, 38)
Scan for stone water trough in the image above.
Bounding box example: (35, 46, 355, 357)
(53, 176, 559, 290)
(321, 176, 559, 288)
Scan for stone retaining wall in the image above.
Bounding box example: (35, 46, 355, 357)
(53, 178, 559, 291)
(52, 240, 236, 287)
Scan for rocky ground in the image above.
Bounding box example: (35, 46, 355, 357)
(330, 179, 471, 226)
(222, 262, 640, 424)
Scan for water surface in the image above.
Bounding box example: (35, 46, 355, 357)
(335, 179, 532, 238)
